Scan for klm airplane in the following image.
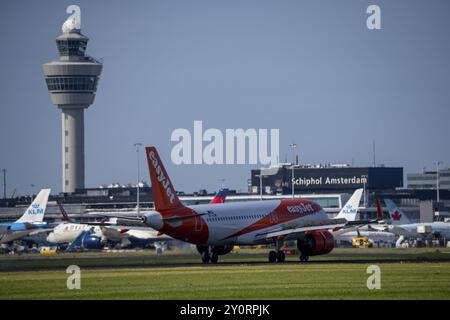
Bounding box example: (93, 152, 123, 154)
(0, 189, 51, 244)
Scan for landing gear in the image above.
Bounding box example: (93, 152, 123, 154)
(198, 245, 221, 263)
(276, 251, 285, 262)
(268, 250, 277, 262)
(300, 253, 309, 262)
(210, 252, 219, 263)
(268, 238, 286, 263)
(201, 251, 210, 264)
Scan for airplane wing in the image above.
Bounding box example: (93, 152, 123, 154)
(103, 212, 207, 228)
(28, 228, 54, 235)
(1, 228, 53, 243)
(255, 216, 380, 241)
(255, 218, 347, 240)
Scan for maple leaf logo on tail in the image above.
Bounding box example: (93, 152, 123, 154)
(392, 210, 402, 221)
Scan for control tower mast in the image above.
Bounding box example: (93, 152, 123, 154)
(43, 6, 102, 193)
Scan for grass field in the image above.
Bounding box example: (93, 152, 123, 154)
(1, 247, 450, 271)
(1, 262, 450, 299)
(1, 248, 450, 299)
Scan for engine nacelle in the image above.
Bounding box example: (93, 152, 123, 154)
(297, 230, 334, 256)
(81, 233, 102, 250)
(142, 211, 164, 230)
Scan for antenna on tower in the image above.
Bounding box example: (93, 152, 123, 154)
(372, 140, 376, 167)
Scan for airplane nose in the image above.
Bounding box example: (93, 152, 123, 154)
(47, 233, 56, 243)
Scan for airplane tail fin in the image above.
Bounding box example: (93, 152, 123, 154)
(146, 146, 184, 212)
(384, 199, 411, 225)
(15, 189, 51, 223)
(56, 201, 72, 222)
(375, 197, 383, 221)
(210, 188, 229, 204)
(335, 188, 363, 221)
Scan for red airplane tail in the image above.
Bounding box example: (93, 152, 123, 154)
(146, 146, 184, 212)
(375, 197, 383, 221)
(210, 188, 229, 204)
(56, 201, 71, 222)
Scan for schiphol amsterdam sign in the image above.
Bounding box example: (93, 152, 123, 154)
(292, 175, 368, 188)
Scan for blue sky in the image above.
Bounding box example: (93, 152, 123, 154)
(0, 0, 449, 196)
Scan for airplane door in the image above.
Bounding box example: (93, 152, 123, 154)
(194, 216, 203, 232)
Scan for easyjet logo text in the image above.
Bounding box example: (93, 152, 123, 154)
(149, 150, 176, 204)
(286, 204, 315, 216)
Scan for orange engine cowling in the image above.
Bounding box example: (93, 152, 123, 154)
(297, 230, 334, 256)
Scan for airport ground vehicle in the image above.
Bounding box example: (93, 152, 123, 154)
(352, 237, 372, 248)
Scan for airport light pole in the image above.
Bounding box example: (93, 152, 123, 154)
(134, 143, 143, 217)
(436, 161, 442, 203)
(30, 184, 35, 201)
(2, 169, 6, 199)
(289, 143, 297, 198)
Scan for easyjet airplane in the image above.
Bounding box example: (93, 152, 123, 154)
(140, 146, 374, 263)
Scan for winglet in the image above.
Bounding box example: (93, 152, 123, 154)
(146, 147, 184, 211)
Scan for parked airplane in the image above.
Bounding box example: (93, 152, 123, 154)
(384, 199, 450, 240)
(137, 146, 377, 263)
(46, 202, 170, 248)
(0, 189, 51, 244)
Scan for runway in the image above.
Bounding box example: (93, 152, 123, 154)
(2, 253, 450, 272)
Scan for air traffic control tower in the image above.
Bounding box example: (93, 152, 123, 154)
(43, 6, 102, 193)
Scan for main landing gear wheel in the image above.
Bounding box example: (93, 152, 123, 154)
(210, 253, 219, 263)
(268, 250, 277, 262)
(276, 251, 286, 262)
(300, 254, 309, 262)
(201, 251, 210, 264)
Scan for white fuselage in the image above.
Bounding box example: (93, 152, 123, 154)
(158, 199, 332, 246)
(47, 223, 102, 244)
(335, 230, 396, 243)
(47, 222, 163, 244)
(387, 222, 450, 238)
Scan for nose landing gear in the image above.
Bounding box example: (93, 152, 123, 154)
(201, 250, 210, 263)
(197, 245, 223, 264)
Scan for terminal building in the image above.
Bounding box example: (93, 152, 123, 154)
(250, 164, 404, 195)
(407, 168, 450, 190)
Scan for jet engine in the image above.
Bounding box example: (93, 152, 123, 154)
(297, 230, 334, 256)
